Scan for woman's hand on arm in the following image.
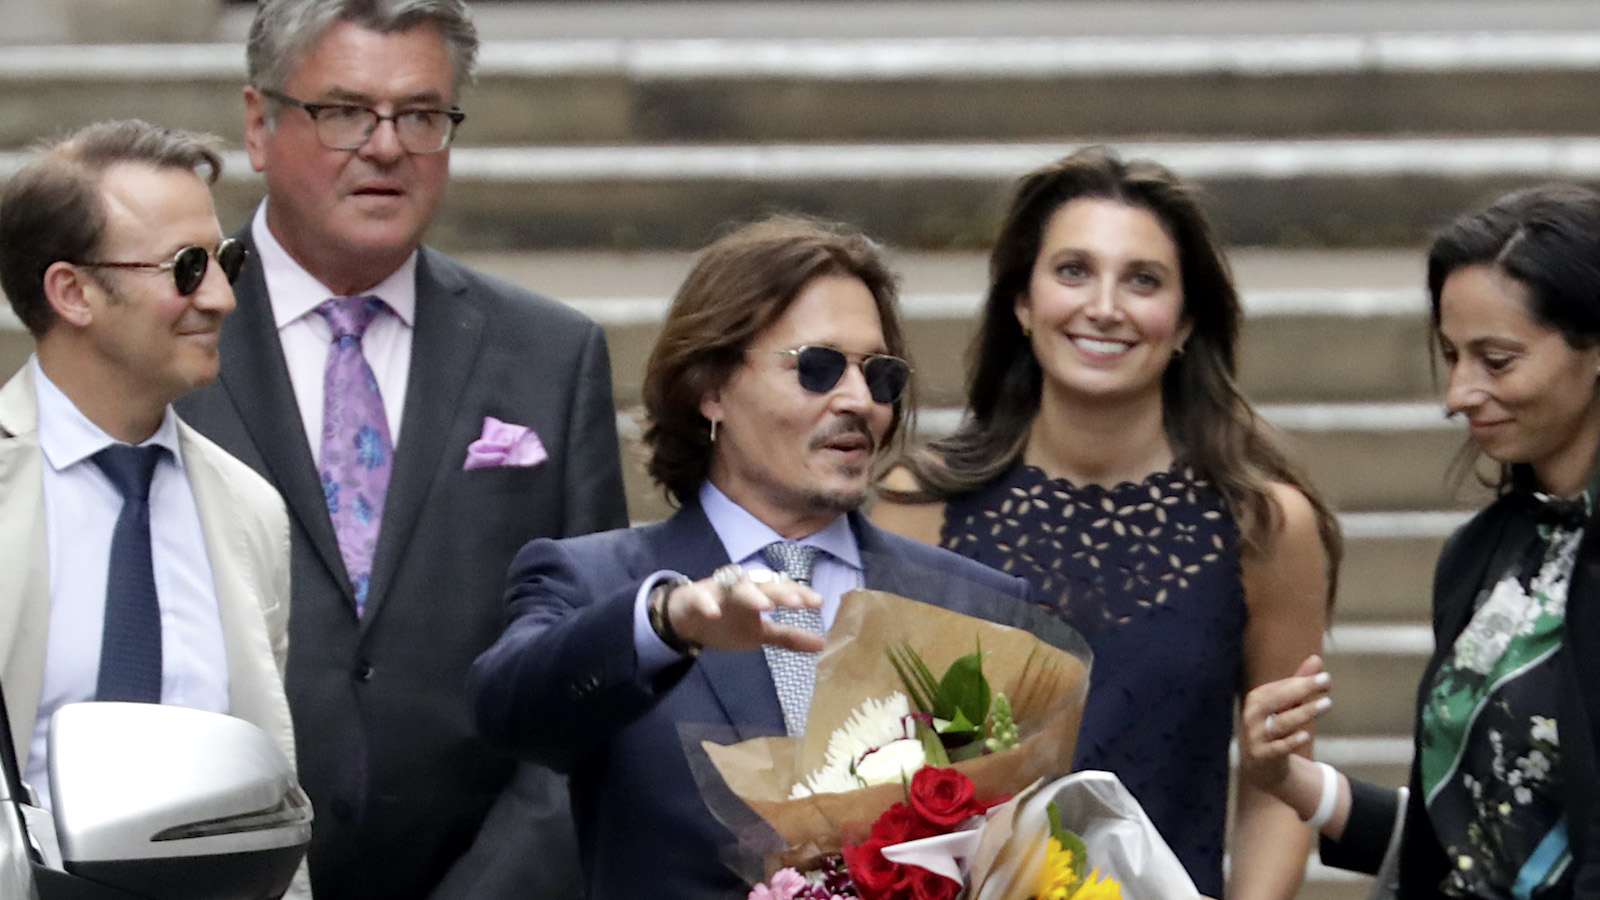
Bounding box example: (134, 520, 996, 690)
(1228, 483, 1331, 900)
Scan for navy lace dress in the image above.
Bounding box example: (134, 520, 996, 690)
(940, 462, 1246, 897)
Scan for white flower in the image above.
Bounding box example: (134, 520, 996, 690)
(1531, 716, 1559, 746)
(852, 738, 927, 785)
(790, 692, 917, 798)
(1515, 786, 1533, 805)
(1520, 750, 1552, 780)
(1451, 580, 1524, 673)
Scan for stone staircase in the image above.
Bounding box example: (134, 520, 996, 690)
(4, 2, 1594, 896)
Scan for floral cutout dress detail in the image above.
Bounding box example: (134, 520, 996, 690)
(1420, 495, 1583, 900)
(940, 462, 1243, 898)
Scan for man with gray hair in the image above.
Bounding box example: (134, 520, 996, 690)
(0, 120, 298, 888)
(176, 2, 627, 897)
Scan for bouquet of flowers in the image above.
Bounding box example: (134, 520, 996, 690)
(689, 590, 1091, 886)
(747, 770, 1200, 900)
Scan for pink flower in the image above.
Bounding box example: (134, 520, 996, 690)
(749, 868, 811, 900)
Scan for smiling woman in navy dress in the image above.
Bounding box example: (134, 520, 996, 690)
(873, 146, 1342, 900)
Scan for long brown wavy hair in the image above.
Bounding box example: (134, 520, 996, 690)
(889, 147, 1341, 605)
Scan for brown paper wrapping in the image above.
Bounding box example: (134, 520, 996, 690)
(701, 589, 1090, 869)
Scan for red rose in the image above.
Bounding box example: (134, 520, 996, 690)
(909, 767, 980, 828)
(908, 867, 961, 900)
(843, 837, 910, 900)
(871, 802, 936, 844)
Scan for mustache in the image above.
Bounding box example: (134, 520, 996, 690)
(808, 415, 877, 455)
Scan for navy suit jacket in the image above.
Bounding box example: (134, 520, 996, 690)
(470, 501, 1037, 899)
(177, 232, 627, 900)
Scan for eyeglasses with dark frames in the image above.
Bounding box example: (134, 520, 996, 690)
(76, 239, 248, 297)
(755, 345, 912, 404)
(261, 88, 466, 154)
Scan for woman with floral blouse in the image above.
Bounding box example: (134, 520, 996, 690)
(1240, 184, 1600, 900)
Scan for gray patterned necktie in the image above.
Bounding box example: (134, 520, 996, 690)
(760, 542, 823, 736)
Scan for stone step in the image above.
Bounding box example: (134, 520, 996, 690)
(587, 287, 1437, 407)
(618, 403, 1486, 525)
(7, 135, 1579, 251)
(12, 29, 1600, 147)
(459, 247, 1436, 405)
(0, 248, 1437, 403)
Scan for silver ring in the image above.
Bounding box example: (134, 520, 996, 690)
(712, 564, 745, 599)
(746, 569, 778, 585)
(1264, 713, 1278, 738)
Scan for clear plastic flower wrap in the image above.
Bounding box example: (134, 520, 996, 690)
(683, 589, 1092, 880)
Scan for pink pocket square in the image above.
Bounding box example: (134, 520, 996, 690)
(463, 417, 547, 470)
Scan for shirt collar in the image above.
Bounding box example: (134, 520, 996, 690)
(252, 201, 417, 329)
(32, 356, 183, 473)
(698, 480, 861, 571)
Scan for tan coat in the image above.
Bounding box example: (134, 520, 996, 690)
(0, 363, 295, 782)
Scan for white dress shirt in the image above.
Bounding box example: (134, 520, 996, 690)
(632, 481, 863, 671)
(251, 202, 416, 459)
(28, 358, 227, 807)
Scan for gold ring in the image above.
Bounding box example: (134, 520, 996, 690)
(712, 564, 745, 599)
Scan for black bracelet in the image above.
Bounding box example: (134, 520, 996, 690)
(647, 577, 700, 658)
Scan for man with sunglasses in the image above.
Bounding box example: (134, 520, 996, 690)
(0, 120, 299, 877)
(173, 2, 625, 898)
(469, 216, 1038, 899)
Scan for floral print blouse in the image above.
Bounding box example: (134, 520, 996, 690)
(1419, 496, 1583, 899)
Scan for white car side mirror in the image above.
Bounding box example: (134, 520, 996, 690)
(46, 702, 310, 899)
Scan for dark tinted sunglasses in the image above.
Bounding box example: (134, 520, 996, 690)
(765, 345, 912, 404)
(78, 238, 248, 296)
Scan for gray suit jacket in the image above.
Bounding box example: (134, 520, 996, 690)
(176, 233, 627, 900)
(0, 364, 296, 785)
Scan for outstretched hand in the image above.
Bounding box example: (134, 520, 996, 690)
(665, 568, 825, 653)
(1238, 654, 1332, 793)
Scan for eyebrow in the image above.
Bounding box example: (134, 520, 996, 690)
(318, 88, 451, 108)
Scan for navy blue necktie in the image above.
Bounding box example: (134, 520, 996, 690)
(92, 444, 166, 703)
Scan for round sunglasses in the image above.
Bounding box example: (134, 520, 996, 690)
(760, 345, 912, 404)
(77, 238, 248, 297)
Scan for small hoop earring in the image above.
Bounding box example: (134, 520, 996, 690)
(709, 419, 718, 443)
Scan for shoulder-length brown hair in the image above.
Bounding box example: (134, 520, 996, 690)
(642, 215, 911, 506)
(890, 147, 1341, 604)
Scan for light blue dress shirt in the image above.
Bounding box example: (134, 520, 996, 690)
(28, 357, 228, 808)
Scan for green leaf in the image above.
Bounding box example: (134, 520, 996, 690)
(887, 644, 942, 716)
(915, 719, 950, 767)
(1047, 803, 1088, 883)
(938, 649, 991, 725)
(941, 708, 980, 736)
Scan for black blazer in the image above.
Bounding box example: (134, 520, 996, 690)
(177, 232, 628, 900)
(469, 502, 1040, 900)
(1321, 491, 1600, 899)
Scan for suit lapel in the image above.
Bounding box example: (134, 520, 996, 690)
(218, 237, 350, 603)
(178, 421, 291, 763)
(855, 513, 908, 596)
(363, 250, 483, 620)
(0, 368, 50, 767)
(645, 505, 785, 736)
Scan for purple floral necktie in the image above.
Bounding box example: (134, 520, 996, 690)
(317, 295, 392, 615)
